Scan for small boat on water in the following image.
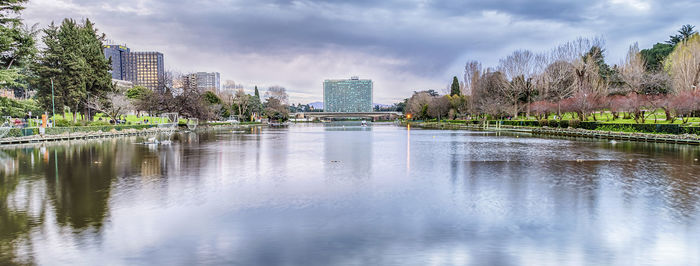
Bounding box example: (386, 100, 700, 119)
(361, 120, 368, 127)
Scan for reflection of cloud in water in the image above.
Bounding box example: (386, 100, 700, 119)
(1, 126, 700, 264)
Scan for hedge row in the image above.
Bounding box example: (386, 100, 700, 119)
(491, 120, 700, 135)
(45, 124, 156, 135)
(1, 125, 157, 138)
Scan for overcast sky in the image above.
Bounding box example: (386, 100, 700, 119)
(23, 0, 699, 104)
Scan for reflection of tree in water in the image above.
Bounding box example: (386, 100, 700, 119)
(611, 142, 700, 220)
(1, 140, 131, 264)
(0, 149, 44, 264)
(45, 142, 118, 231)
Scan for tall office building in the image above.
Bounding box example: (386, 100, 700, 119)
(122, 52, 165, 91)
(323, 76, 373, 112)
(103, 44, 165, 91)
(103, 45, 130, 80)
(195, 72, 220, 93)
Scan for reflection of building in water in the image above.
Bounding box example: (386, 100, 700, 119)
(139, 145, 183, 179)
(323, 127, 373, 179)
(141, 155, 162, 177)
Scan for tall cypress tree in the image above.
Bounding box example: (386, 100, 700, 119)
(252, 86, 262, 116)
(450, 76, 460, 96)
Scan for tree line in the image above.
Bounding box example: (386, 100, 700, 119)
(405, 25, 700, 124)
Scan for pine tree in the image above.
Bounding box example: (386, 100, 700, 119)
(0, 0, 26, 25)
(34, 19, 112, 121)
(57, 19, 88, 121)
(33, 22, 63, 113)
(0, 0, 33, 89)
(450, 76, 460, 96)
(80, 19, 112, 96)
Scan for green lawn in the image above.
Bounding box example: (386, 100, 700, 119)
(523, 109, 700, 125)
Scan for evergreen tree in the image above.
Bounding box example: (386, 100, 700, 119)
(584, 46, 613, 81)
(641, 43, 674, 71)
(251, 85, 263, 116)
(0, 0, 26, 25)
(450, 76, 460, 96)
(33, 22, 63, 113)
(33, 19, 112, 121)
(642, 24, 696, 71)
(80, 19, 112, 97)
(0, 0, 34, 90)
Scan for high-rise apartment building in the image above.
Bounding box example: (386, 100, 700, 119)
(323, 76, 373, 112)
(122, 52, 165, 91)
(182, 73, 198, 92)
(195, 72, 220, 93)
(103, 45, 130, 80)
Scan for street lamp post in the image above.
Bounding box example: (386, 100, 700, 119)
(51, 78, 56, 128)
(87, 92, 90, 122)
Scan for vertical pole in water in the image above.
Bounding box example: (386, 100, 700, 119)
(51, 78, 56, 127)
(54, 149, 58, 182)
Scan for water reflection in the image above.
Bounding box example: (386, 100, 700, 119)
(0, 126, 698, 265)
(323, 124, 373, 180)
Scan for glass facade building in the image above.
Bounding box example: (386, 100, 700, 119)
(323, 77, 373, 112)
(103, 45, 130, 80)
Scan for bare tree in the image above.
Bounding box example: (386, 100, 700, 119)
(497, 50, 541, 118)
(406, 91, 434, 119)
(620, 43, 646, 94)
(463, 61, 482, 96)
(265, 86, 289, 105)
(233, 88, 250, 119)
(428, 96, 450, 120)
(87, 91, 133, 123)
(541, 60, 575, 117)
(666, 34, 700, 92)
(473, 70, 509, 118)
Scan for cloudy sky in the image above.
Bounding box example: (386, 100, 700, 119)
(23, 0, 699, 104)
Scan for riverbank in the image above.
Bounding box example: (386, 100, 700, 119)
(405, 121, 700, 145)
(0, 123, 264, 145)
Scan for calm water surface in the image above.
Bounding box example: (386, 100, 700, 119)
(1, 124, 700, 265)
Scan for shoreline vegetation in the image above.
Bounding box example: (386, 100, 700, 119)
(399, 26, 700, 137)
(404, 120, 700, 145)
(0, 122, 263, 145)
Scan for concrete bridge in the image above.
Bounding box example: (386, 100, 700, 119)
(292, 112, 403, 121)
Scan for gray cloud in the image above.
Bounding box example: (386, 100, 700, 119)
(23, 0, 700, 103)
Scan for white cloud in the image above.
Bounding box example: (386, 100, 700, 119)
(21, 0, 700, 104)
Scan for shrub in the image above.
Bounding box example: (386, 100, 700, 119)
(538, 119, 548, 126)
(54, 119, 73, 127)
(569, 119, 580, 128)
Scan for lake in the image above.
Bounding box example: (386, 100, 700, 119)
(1, 123, 699, 265)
